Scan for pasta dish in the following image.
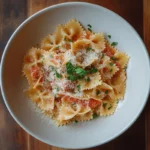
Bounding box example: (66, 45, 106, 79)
(23, 19, 129, 125)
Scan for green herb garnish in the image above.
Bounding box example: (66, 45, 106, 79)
(67, 75, 77, 81)
(111, 42, 118, 47)
(85, 77, 91, 82)
(56, 46, 60, 49)
(87, 24, 92, 28)
(88, 68, 98, 74)
(40, 61, 44, 65)
(88, 28, 92, 32)
(69, 39, 73, 42)
(40, 55, 44, 58)
(108, 105, 112, 110)
(96, 90, 100, 95)
(64, 37, 67, 41)
(66, 62, 98, 81)
(56, 87, 59, 92)
(124, 66, 127, 71)
(77, 85, 81, 92)
(110, 69, 113, 72)
(111, 56, 117, 61)
(50, 66, 62, 78)
(50, 66, 55, 71)
(66, 62, 75, 74)
(93, 113, 98, 119)
(50, 55, 53, 58)
(108, 35, 111, 39)
(75, 67, 87, 76)
(55, 71, 62, 78)
(109, 62, 114, 66)
(103, 103, 107, 108)
(86, 47, 93, 51)
(101, 53, 104, 58)
(105, 90, 109, 94)
(74, 120, 78, 123)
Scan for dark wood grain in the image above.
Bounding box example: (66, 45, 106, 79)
(144, 0, 150, 150)
(0, 0, 28, 150)
(0, 0, 146, 150)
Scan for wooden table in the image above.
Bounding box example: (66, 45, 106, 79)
(0, 0, 149, 149)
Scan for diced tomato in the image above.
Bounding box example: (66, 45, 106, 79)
(30, 66, 43, 81)
(39, 76, 44, 82)
(25, 57, 33, 63)
(86, 31, 92, 39)
(99, 60, 103, 64)
(64, 43, 71, 50)
(103, 46, 115, 57)
(30, 66, 40, 79)
(55, 97, 61, 103)
(65, 96, 85, 105)
(115, 62, 121, 70)
(47, 86, 52, 91)
(103, 67, 108, 73)
(80, 101, 88, 107)
(103, 49, 114, 57)
(55, 56, 59, 59)
(72, 35, 78, 41)
(68, 97, 79, 103)
(63, 96, 90, 107)
(30, 66, 39, 72)
(64, 81, 75, 92)
(88, 99, 101, 108)
(44, 82, 52, 91)
(56, 50, 61, 54)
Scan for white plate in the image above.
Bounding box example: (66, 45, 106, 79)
(1, 2, 150, 149)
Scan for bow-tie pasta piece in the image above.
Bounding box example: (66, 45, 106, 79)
(71, 101, 92, 122)
(23, 48, 45, 86)
(57, 96, 80, 122)
(26, 87, 41, 103)
(113, 51, 130, 69)
(77, 72, 102, 90)
(55, 25, 66, 45)
(99, 55, 119, 81)
(98, 98, 118, 116)
(27, 87, 55, 112)
(63, 19, 85, 41)
(108, 70, 126, 100)
(41, 34, 56, 51)
(72, 39, 99, 68)
(43, 51, 64, 69)
(75, 107, 93, 122)
(90, 33, 105, 51)
(37, 92, 55, 112)
(102, 42, 117, 57)
(83, 82, 116, 101)
(63, 50, 76, 65)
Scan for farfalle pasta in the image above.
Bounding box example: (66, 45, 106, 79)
(23, 19, 129, 126)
